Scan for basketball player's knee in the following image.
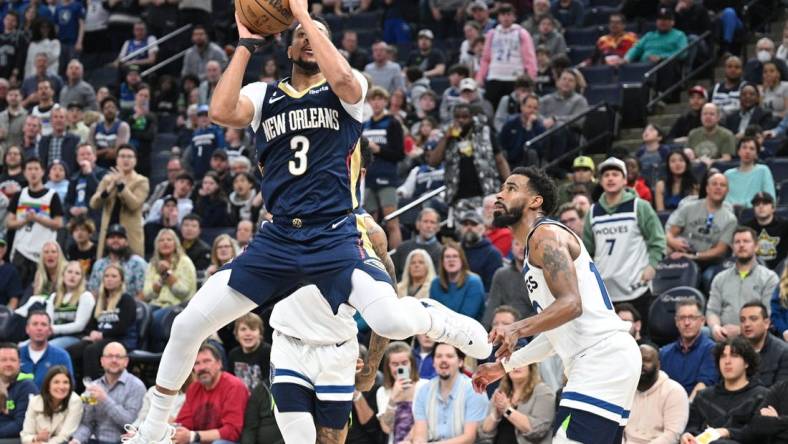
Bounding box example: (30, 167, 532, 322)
(362, 298, 416, 340)
(168, 309, 209, 346)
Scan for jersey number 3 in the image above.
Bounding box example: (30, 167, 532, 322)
(289, 136, 310, 176)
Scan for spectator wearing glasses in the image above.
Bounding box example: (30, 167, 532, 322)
(707, 227, 779, 342)
(659, 298, 719, 400)
(70, 342, 146, 444)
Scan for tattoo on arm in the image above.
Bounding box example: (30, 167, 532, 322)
(359, 331, 390, 387)
(540, 240, 571, 275)
(316, 425, 349, 444)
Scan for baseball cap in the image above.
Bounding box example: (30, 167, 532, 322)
(459, 78, 478, 92)
(197, 104, 210, 115)
(656, 6, 674, 20)
(572, 156, 595, 171)
(163, 194, 178, 206)
(598, 157, 627, 177)
(107, 224, 127, 238)
(418, 29, 434, 40)
(459, 211, 484, 225)
(688, 85, 708, 100)
(751, 191, 775, 206)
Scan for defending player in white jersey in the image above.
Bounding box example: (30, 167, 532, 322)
(268, 140, 393, 444)
(472, 166, 641, 444)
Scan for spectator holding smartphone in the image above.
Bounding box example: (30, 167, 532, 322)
(376, 342, 424, 444)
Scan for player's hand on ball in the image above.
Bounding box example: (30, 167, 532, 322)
(235, 13, 263, 39)
(289, 0, 309, 19)
(472, 362, 505, 393)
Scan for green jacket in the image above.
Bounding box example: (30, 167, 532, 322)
(582, 188, 666, 268)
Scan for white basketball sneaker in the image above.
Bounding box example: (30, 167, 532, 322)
(121, 424, 176, 444)
(421, 298, 492, 359)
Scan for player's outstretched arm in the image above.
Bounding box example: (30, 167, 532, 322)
(289, 0, 363, 104)
(491, 225, 582, 359)
(208, 14, 257, 129)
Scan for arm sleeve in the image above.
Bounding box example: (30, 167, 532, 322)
(638, 200, 667, 267)
(519, 29, 537, 79)
(502, 334, 555, 372)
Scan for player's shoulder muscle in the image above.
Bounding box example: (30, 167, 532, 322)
(239, 81, 269, 131)
(529, 224, 578, 266)
(339, 70, 369, 123)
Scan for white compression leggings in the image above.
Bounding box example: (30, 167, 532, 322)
(156, 269, 433, 390)
(274, 409, 317, 444)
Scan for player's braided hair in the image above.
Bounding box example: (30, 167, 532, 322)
(511, 166, 558, 215)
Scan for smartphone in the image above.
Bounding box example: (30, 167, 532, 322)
(396, 366, 410, 381)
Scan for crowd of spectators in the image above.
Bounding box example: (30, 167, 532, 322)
(0, 0, 784, 443)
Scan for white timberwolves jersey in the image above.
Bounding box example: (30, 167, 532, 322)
(523, 219, 630, 364)
(269, 285, 358, 345)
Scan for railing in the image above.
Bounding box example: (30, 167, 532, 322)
(141, 48, 189, 78)
(643, 30, 713, 111)
(383, 186, 446, 222)
(119, 24, 193, 64)
(525, 102, 609, 149)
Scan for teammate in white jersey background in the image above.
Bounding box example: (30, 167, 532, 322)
(471, 166, 640, 444)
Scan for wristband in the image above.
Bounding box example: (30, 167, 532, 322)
(116, 182, 125, 192)
(189, 431, 195, 443)
(237, 38, 267, 54)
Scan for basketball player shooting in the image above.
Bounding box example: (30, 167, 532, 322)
(125, 2, 491, 443)
(471, 167, 640, 444)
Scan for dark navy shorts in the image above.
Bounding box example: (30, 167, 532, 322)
(225, 213, 391, 313)
(553, 406, 625, 444)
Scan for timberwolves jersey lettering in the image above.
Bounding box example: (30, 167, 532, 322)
(523, 218, 630, 363)
(240, 70, 367, 218)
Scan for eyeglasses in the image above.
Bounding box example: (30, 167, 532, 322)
(675, 315, 702, 322)
(102, 354, 127, 360)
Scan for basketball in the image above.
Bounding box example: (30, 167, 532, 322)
(235, 0, 294, 36)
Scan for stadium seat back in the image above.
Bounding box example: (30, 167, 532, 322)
(769, 158, 788, 183)
(649, 286, 706, 346)
(651, 257, 700, 296)
(565, 26, 603, 46)
(579, 65, 615, 84)
(135, 300, 152, 350)
(584, 83, 622, 107)
(618, 62, 652, 84)
(710, 160, 739, 173)
(569, 45, 596, 65)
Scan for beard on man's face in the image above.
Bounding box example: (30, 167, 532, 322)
(637, 365, 658, 391)
(293, 57, 320, 75)
(492, 203, 523, 228)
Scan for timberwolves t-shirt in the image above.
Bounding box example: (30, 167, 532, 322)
(228, 343, 271, 391)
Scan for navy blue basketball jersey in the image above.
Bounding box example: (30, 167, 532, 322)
(240, 71, 368, 218)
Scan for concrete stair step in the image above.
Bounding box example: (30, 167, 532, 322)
(613, 138, 643, 152)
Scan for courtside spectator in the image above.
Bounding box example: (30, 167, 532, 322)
(707, 227, 779, 341)
(235, 220, 253, 251)
(20, 311, 74, 389)
(624, 343, 689, 444)
(475, 4, 537, 107)
(204, 234, 237, 279)
(660, 298, 718, 400)
(681, 337, 767, 443)
(397, 249, 436, 299)
(376, 341, 422, 443)
(430, 241, 485, 321)
(616, 303, 643, 341)
(458, 211, 502, 292)
(87, 224, 147, 299)
(6, 157, 64, 289)
(181, 25, 227, 80)
(557, 203, 584, 236)
(0, 343, 39, 439)
(20, 365, 83, 444)
(584, 157, 665, 329)
(174, 343, 249, 444)
(740, 301, 788, 387)
(745, 192, 788, 269)
(410, 343, 488, 443)
(747, 379, 788, 442)
(71, 342, 145, 444)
